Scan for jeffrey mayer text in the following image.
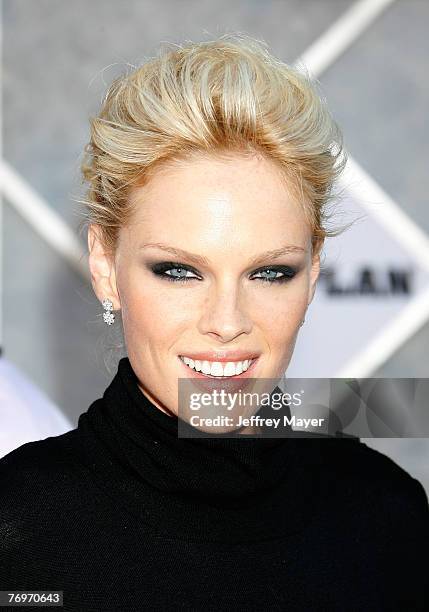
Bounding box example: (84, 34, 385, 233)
(190, 414, 326, 429)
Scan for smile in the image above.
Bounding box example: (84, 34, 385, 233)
(179, 355, 257, 377)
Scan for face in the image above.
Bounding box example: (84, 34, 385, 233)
(88, 151, 320, 417)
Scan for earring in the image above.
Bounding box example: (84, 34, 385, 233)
(102, 298, 115, 325)
(300, 318, 305, 327)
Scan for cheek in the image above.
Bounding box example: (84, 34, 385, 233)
(249, 281, 308, 329)
(120, 281, 192, 343)
(256, 308, 302, 353)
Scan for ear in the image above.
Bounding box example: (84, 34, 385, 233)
(308, 242, 322, 305)
(87, 224, 121, 310)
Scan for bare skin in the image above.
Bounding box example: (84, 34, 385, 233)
(88, 151, 321, 421)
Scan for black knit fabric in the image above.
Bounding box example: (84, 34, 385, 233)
(0, 357, 428, 611)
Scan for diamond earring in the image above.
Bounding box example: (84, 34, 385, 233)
(102, 298, 115, 325)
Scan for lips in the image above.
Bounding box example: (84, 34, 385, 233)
(178, 350, 261, 362)
(177, 354, 260, 394)
(179, 355, 259, 379)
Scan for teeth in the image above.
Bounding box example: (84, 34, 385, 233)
(201, 361, 211, 375)
(211, 362, 224, 376)
(180, 356, 254, 377)
(222, 362, 236, 376)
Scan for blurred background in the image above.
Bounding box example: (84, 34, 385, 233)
(1, 0, 429, 491)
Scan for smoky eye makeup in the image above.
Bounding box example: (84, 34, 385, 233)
(148, 261, 202, 282)
(251, 265, 298, 283)
(146, 260, 299, 285)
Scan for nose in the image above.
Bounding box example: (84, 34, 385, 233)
(197, 282, 253, 343)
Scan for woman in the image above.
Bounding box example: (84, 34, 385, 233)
(1, 34, 428, 611)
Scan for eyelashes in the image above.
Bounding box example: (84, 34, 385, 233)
(149, 261, 297, 285)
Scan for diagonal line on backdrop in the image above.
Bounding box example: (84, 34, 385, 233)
(342, 156, 429, 273)
(0, 159, 90, 282)
(336, 284, 429, 378)
(295, 0, 397, 77)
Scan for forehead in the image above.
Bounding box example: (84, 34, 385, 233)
(122, 152, 311, 251)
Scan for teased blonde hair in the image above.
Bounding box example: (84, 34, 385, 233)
(80, 33, 347, 256)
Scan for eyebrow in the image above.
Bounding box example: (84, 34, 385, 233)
(139, 242, 307, 267)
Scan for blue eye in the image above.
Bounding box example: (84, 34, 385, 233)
(151, 262, 201, 283)
(250, 266, 297, 284)
(150, 262, 296, 284)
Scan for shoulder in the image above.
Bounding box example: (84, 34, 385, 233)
(0, 430, 94, 563)
(0, 429, 84, 512)
(0, 427, 79, 470)
(319, 437, 429, 523)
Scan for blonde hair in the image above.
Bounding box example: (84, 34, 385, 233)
(80, 33, 347, 256)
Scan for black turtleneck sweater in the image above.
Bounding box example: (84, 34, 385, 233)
(0, 357, 428, 611)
